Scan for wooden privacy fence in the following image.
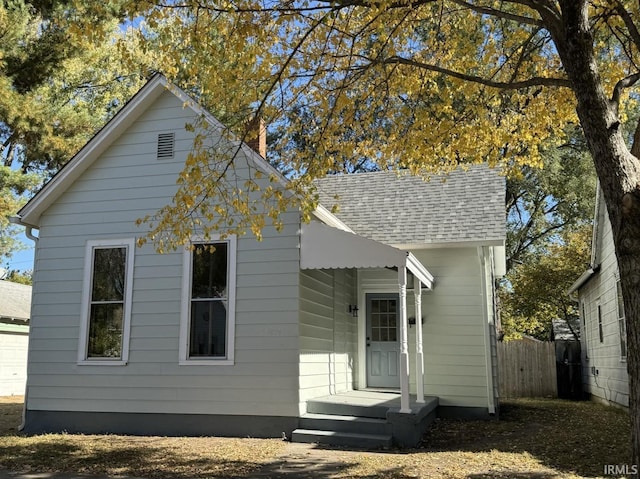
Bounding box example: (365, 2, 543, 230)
(498, 340, 557, 398)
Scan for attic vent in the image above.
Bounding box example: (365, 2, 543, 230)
(157, 133, 175, 159)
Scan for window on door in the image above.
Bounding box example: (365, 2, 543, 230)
(370, 298, 398, 342)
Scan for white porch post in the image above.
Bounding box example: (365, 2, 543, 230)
(398, 265, 411, 413)
(414, 280, 425, 403)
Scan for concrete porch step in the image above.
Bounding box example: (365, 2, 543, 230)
(291, 428, 393, 448)
(299, 412, 391, 436)
(305, 400, 388, 419)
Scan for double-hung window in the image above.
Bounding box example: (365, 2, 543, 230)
(180, 237, 236, 365)
(78, 239, 135, 365)
(616, 276, 627, 359)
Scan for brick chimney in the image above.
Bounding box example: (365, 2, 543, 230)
(245, 116, 267, 158)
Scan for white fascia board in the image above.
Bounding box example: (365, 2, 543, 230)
(406, 252, 434, 290)
(18, 74, 169, 227)
(392, 239, 506, 250)
(311, 204, 355, 233)
(567, 266, 599, 295)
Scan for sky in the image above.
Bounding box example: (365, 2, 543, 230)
(5, 232, 35, 272)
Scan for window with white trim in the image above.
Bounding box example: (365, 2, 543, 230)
(79, 239, 135, 364)
(180, 237, 236, 364)
(616, 277, 627, 359)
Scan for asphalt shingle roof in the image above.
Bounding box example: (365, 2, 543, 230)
(0, 280, 32, 321)
(314, 165, 506, 246)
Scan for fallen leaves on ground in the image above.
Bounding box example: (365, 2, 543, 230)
(0, 396, 631, 478)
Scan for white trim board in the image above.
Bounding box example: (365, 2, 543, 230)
(77, 238, 135, 366)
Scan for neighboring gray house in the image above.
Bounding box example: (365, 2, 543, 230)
(12, 74, 506, 446)
(569, 189, 629, 408)
(0, 280, 31, 396)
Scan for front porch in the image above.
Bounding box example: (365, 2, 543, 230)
(292, 390, 439, 448)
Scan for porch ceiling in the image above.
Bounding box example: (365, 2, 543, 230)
(300, 221, 434, 289)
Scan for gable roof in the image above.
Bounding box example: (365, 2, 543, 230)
(15, 74, 286, 228)
(313, 166, 506, 248)
(0, 280, 32, 322)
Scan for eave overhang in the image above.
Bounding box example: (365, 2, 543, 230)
(568, 264, 601, 295)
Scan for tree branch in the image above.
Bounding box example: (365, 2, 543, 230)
(611, 72, 640, 112)
(449, 0, 543, 27)
(613, 0, 640, 53)
(380, 55, 571, 90)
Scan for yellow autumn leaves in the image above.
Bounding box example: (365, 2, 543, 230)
(111, 0, 637, 250)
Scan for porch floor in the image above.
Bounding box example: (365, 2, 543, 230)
(311, 390, 438, 414)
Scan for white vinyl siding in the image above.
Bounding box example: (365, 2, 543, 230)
(358, 247, 488, 409)
(26, 90, 301, 417)
(578, 198, 629, 408)
(299, 268, 358, 411)
(78, 239, 134, 365)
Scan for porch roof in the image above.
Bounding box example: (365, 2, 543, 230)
(300, 221, 434, 289)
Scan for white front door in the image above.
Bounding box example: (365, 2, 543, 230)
(366, 293, 400, 388)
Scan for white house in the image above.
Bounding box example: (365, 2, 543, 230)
(0, 280, 31, 396)
(569, 189, 629, 408)
(12, 74, 506, 447)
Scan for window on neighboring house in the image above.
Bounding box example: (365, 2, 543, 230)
(180, 238, 236, 364)
(597, 304, 604, 343)
(617, 277, 627, 359)
(79, 239, 135, 364)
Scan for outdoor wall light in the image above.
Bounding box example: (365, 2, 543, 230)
(348, 305, 359, 317)
(408, 316, 425, 327)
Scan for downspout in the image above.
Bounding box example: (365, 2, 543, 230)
(8, 216, 39, 242)
(478, 246, 497, 415)
(8, 215, 38, 431)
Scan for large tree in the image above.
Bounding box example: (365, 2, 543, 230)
(506, 126, 597, 271)
(120, 0, 640, 463)
(502, 130, 596, 340)
(0, 1, 152, 260)
(501, 225, 592, 340)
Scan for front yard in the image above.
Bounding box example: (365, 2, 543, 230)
(0, 396, 630, 478)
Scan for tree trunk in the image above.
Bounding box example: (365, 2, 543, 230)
(553, 1, 640, 468)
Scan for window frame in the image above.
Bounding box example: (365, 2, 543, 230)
(78, 238, 135, 366)
(179, 236, 237, 365)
